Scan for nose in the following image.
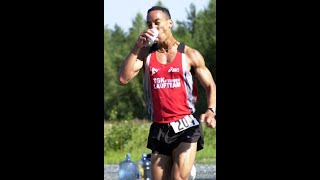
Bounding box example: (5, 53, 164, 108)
(150, 22, 158, 29)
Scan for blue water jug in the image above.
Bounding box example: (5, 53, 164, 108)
(118, 153, 139, 180)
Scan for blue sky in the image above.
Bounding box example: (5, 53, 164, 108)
(104, 0, 210, 32)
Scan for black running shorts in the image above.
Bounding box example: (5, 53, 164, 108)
(147, 115, 204, 156)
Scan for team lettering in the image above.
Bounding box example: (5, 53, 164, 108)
(153, 78, 181, 89)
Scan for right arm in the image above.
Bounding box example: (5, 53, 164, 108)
(117, 46, 144, 84)
(117, 30, 156, 84)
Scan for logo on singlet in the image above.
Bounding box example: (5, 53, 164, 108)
(151, 67, 159, 75)
(168, 67, 179, 73)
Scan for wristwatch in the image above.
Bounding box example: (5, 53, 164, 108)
(208, 107, 216, 114)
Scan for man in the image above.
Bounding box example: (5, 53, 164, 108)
(117, 6, 216, 180)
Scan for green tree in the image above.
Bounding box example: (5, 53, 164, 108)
(155, 1, 164, 7)
(104, 28, 118, 119)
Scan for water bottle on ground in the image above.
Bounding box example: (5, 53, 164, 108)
(136, 153, 147, 179)
(143, 157, 152, 180)
(118, 153, 139, 180)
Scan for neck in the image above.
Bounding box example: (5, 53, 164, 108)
(157, 38, 178, 52)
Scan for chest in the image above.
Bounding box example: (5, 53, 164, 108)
(155, 51, 177, 64)
(149, 52, 182, 77)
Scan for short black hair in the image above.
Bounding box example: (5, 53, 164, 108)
(147, 6, 171, 19)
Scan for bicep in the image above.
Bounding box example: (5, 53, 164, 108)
(189, 50, 215, 88)
(195, 65, 215, 89)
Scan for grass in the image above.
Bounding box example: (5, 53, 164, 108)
(104, 120, 215, 164)
(195, 123, 216, 164)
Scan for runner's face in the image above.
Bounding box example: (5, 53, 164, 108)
(146, 10, 173, 42)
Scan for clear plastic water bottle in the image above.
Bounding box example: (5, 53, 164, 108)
(143, 158, 152, 180)
(118, 153, 139, 180)
(136, 153, 147, 179)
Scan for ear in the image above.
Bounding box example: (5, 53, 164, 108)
(168, 19, 173, 29)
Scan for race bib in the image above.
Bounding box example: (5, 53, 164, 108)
(170, 115, 199, 133)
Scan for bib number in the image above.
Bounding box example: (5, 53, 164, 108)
(170, 115, 199, 133)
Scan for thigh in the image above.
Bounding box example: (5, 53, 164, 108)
(171, 142, 197, 180)
(151, 153, 173, 180)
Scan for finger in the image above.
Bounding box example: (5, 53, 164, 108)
(140, 31, 149, 38)
(141, 30, 152, 38)
(206, 121, 213, 128)
(199, 114, 206, 122)
(205, 120, 212, 128)
(139, 35, 146, 41)
(144, 33, 152, 40)
(205, 117, 211, 125)
(212, 117, 216, 128)
(146, 29, 155, 36)
(209, 119, 216, 128)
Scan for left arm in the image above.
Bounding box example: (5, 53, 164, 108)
(187, 48, 216, 128)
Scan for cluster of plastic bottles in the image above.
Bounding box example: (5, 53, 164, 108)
(118, 153, 152, 180)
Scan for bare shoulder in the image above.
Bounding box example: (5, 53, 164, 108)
(184, 45, 205, 67)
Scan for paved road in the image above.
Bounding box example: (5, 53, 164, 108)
(104, 164, 216, 180)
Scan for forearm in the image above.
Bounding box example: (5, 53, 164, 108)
(196, 67, 216, 110)
(200, 81, 217, 128)
(205, 82, 216, 109)
(117, 46, 141, 84)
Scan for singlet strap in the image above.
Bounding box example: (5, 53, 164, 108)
(177, 43, 185, 53)
(149, 43, 158, 53)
